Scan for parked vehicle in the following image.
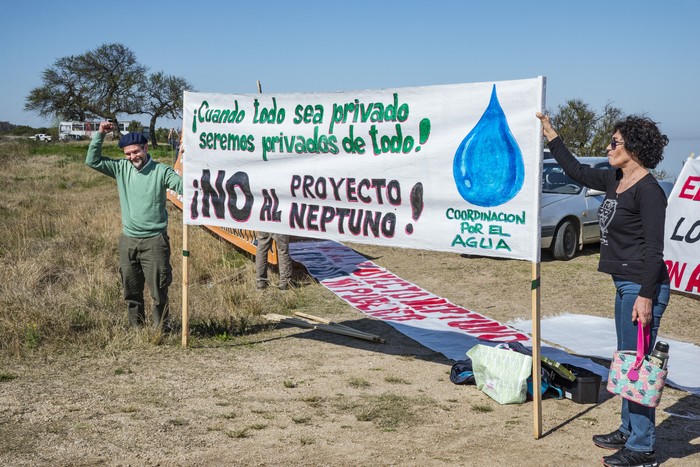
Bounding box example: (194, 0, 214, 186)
(58, 120, 137, 141)
(540, 156, 675, 260)
(29, 133, 52, 142)
(541, 156, 612, 260)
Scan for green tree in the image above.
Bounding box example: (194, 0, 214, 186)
(26, 43, 191, 145)
(589, 103, 623, 156)
(550, 99, 596, 156)
(25, 43, 147, 135)
(550, 99, 624, 157)
(76, 43, 146, 123)
(25, 55, 93, 121)
(127, 121, 144, 132)
(140, 72, 194, 148)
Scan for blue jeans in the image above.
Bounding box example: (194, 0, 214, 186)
(612, 277, 670, 452)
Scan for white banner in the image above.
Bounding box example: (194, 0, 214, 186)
(665, 157, 700, 296)
(182, 78, 544, 261)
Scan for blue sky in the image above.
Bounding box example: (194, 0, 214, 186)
(1, 0, 698, 176)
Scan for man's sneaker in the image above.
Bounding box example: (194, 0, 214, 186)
(593, 429, 629, 450)
(602, 447, 658, 467)
(256, 282, 267, 290)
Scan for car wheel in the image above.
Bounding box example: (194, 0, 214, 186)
(552, 220, 578, 261)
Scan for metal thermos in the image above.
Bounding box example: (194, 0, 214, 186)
(649, 341, 670, 370)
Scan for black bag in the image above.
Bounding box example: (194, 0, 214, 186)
(450, 359, 475, 385)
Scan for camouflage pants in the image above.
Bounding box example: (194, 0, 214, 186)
(255, 232, 292, 289)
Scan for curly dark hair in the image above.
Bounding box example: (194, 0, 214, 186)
(613, 115, 668, 169)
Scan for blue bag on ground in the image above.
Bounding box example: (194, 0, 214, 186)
(450, 359, 475, 385)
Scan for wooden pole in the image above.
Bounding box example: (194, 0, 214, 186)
(532, 261, 542, 438)
(293, 312, 386, 343)
(533, 78, 545, 438)
(181, 222, 190, 347)
(180, 123, 190, 348)
(264, 314, 384, 343)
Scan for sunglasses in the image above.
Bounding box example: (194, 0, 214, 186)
(611, 138, 625, 150)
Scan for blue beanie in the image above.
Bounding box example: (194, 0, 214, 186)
(118, 132, 148, 148)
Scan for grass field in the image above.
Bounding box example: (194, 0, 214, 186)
(0, 138, 334, 357)
(1, 138, 699, 466)
(2, 137, 698, 357)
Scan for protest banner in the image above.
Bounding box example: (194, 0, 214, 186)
(179, 77, 547, 437)
(181, 78, 545, 262)
(665, 156, 700, 296)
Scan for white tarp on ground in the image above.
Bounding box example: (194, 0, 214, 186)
(290, 240, 700, 395)
(182, 78, 545, 261)
(510, 314, 700, 395)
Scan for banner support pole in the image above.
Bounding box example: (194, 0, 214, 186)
(180, 130, 190, 348)
(533, 75, 545, 439)
(532, 261, 542, 438)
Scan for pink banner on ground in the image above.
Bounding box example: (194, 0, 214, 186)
(289, 239, 610, 379)
(290, 240, 529, 357)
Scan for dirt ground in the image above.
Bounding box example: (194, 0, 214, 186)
(2, 243, 699, 466)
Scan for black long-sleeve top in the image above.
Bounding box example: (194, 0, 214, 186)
(547, 137, 669, 298)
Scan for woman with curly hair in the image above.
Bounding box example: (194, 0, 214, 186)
(537, 112, 670, 467)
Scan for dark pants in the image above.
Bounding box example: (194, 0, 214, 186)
(119, 233, 173, 329)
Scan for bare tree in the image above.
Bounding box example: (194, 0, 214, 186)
(141, 72, 194, 148)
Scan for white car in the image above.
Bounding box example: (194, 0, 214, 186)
(29, 134, 52, 142)
(540, 155, 674, 260)
(541, 156, 612, 260)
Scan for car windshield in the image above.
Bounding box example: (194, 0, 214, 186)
(542, 163, 583, 195)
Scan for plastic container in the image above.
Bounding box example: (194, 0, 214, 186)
(551, 363, 603, 404)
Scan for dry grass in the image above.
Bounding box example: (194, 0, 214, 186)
(0, 139, 322, 358)
(1, 137, 698, 360)
(1, 141, 699, 466)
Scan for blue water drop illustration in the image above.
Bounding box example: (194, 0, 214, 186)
(452, 85, 524, 207)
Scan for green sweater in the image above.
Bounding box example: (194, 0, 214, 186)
(86, 133, 183, 238)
